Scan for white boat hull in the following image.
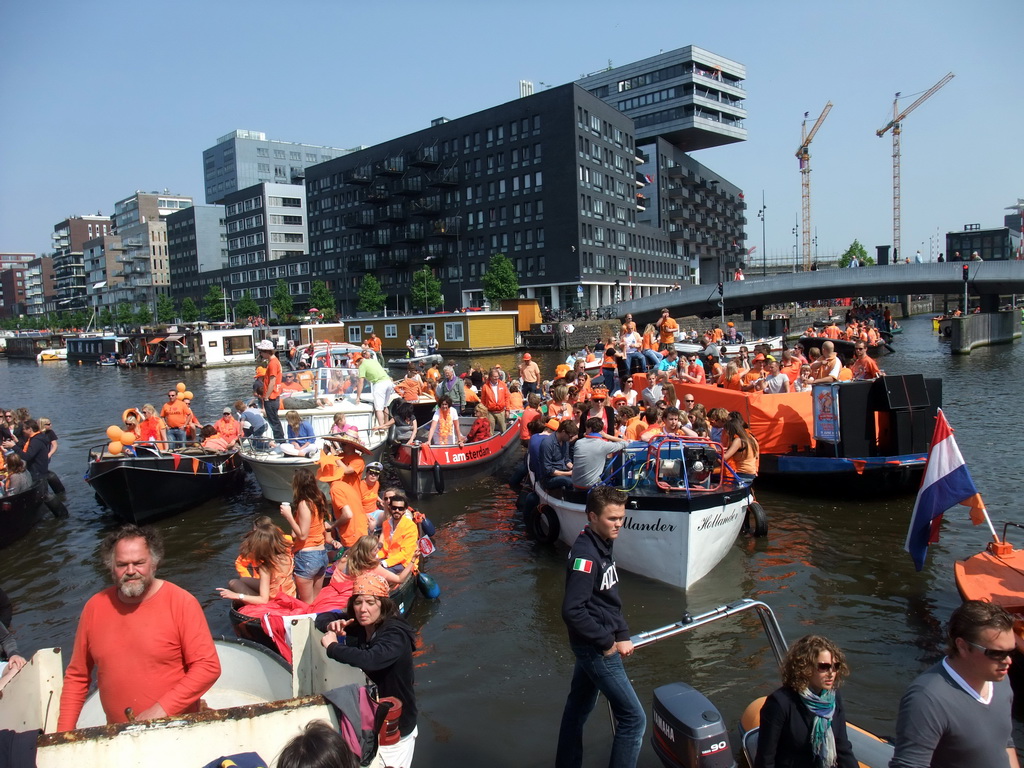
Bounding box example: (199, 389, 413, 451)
(241, 398, 387, 503)
(535, 474, 751, 590)
(673, 336, 783, 357)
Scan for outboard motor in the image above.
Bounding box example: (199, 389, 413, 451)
(651, 682, 735, 768)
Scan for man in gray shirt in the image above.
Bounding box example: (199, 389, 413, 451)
(572, 418, 626, 490)
(890, 600, 1019, 768)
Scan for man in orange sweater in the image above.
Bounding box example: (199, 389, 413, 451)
(57, 525, 219, 730)
(480, 366, 511, 433)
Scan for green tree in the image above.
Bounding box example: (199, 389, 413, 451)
(309, 280, 336, 319)
(838, 239, 874, 268)
(482, 252, 520, 307)
(410, 266, 442, 313)
(235, 291, 260, 319)
(116, 302, 134, 329)
(203, 285, 228, 321)
(100, 307, 114, 328)
(271, 279, 293, 321)
(135, 304, 152, 326)
(156, 294, 176, 324)
(357, 274, 387, 314)
(181, 297, 199, 323)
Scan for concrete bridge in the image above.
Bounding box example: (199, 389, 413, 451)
(615, 261, 1024, 322)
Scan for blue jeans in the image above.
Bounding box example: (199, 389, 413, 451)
(556, 644, 646, 768)
(165, 427, 186, 449)
(642, 349, 662, 369)
(625, 351, 646, 373)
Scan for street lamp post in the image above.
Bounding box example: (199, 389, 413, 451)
(792, 217, 800, 273)
(757, 192, 767, 277)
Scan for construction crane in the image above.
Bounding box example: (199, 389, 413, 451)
(876, 72, 954, 263)
(796, 102, 833, 271)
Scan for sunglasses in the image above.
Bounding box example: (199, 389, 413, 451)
(392, 506, 407, 512)
(816, 662, 839, 673)
(684, 399, 695, 403)
(965, 639, 1014, 661)
(367, 470, 381, 476)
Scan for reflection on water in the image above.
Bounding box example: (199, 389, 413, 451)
(0, 316, 1021, 764)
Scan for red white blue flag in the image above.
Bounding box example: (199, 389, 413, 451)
(905, 408, 987, 570)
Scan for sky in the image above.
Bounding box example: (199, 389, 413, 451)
(1, 0, 1020, 263)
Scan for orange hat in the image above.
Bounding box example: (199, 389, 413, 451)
(522, 353, 532, 361)
(255, 366, 267, 376)
(352, 574, 390, 598)
(754, 353, 766, 361)
(591, 388, 609, 399)
(546, 418, 561, 431)
(611, 396, 627, 407)
(727, 321, 734, 327)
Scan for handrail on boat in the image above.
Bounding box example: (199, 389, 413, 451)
(630, 598, 789, 668)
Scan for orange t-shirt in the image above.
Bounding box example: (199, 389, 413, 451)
(659, 317, 679, 345)
(57, 583, 220, 730)
(359, 480, 381, 515)
(292, 499, 326, 551)
(263, 355, 283, 400)
(160, 400, 189, 429)
(329, 480, 368, 547)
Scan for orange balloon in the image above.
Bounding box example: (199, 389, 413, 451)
(120, 431, 136, 445)
(106, 425, 122, 441)
(176, 383, 186, 392)
(108, 441, 124, 456)
(183, 391, 195, 401)
(176, 392, 185, 400)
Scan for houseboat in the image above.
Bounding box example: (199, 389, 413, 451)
(4, 334, 67, 360)
(336, 310, 519, 357)
(66, 334, 133, 364)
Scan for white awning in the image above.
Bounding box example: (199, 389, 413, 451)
(92, 281, 107, 289)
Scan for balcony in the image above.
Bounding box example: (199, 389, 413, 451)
(636, 195, 649, 211)
(380, 203, 407, 222)
(369, 229, 392, 248)
(363, 184, 391, 204)
(424, 242, 453, 262)
(431, 217, 461, 236)
(382, 248, 410, 268)
(635, 149, 649, 164)
(374, 156, 405, 176)
(395, 223, 425, 242)
(343, 210, 376, 228)
(408, 145, 440, 167)
(344, 165, 373, 185)
(393, 175, 424, 196)
(426, 166, 459, 187)
(410, 194, 441, 216)
(351, 255, 377, 273)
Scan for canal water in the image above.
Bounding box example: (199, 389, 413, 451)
(1, 314, 1021, 766)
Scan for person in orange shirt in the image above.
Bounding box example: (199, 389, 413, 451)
(394, 368, 424, 402)
(720, 361, 744, 391)
(138, 403, 167, 447)
(57, 525, 220, 730)
(571, 360, 593, 402)
(360, 461, 386, 532)
(656, 308, 679, 349)
(214, 407, 243, 446)
(366, 332, 382, 354)
(640, 323, 663, 370)
(160, 388, 189, 449)
(480, 367, 511, 432)
(779, 350, 802, 386)
(257, 339, 285, 441)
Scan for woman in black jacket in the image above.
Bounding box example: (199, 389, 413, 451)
(754, 634, 858, 768)
(321, 574, 418, 766)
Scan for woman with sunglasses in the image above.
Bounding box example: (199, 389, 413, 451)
(754, 634, 857, 768)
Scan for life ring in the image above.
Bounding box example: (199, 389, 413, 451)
(531, 505, 561, 544)
(432, 462, 444, 494)
(742, 502, 768, 537)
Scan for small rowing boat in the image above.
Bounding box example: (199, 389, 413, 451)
(0, 479, 48, 549)
(391, 416, 523, 496)
(673, 335, 784, 357)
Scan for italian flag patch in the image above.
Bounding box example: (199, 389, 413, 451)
(572, 558, 593, 573)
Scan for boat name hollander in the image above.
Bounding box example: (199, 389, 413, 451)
(696, 509, 742, 531)
(623, 516, 676, 533)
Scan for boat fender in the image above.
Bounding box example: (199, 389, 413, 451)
(740, 695, 767, 733)
(433, 461, 444, 494)
(532, 505, 561, 544)
(742, 502, 768, 537)
(417, 572, 441, 599)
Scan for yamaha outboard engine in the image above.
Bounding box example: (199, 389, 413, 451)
(651, 682, 735, 768)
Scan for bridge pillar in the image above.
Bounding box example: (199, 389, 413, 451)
(754, 306, 764, 321)
(899, 295, 911, 317)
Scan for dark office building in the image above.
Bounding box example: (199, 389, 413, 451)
(946, 222, 1022, 262)
(305, 83, 682, 313)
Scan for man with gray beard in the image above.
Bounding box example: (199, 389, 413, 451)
(57, 525, 220, 730)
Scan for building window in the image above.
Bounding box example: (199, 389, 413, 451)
(348, 326, 362, 343)
(384, 324, 398, 338)
(274, 149, 286, 159)
(257, 148, 269, 157)
(444, 322, 464, 342)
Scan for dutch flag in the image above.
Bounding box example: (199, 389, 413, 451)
(904, 409, 988, 571)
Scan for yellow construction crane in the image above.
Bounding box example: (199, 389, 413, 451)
(876, 72, 954, 262)
(796, 102, 833, 271)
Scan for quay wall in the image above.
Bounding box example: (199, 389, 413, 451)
(950, 310, 1022, 354)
